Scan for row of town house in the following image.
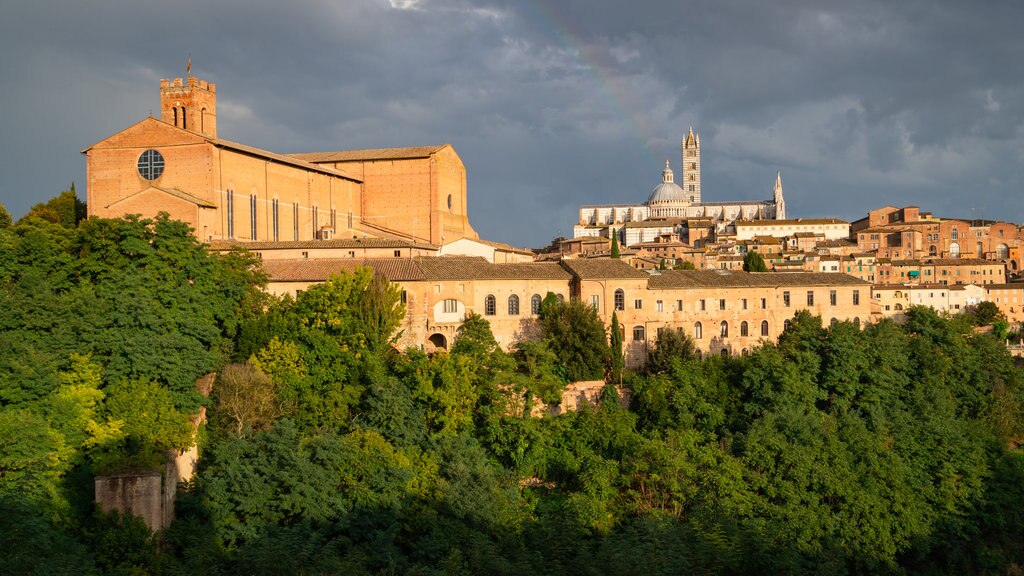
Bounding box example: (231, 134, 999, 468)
(262, 256, 872, 368)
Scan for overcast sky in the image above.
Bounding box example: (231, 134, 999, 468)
(1, 0, 1022, 246)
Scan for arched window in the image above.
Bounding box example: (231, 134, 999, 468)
(614, 289, 625, 311)
(949, 243, 960, 257)
(484, 295, 496, 316)
(894, 304, 903, 310)
(742, 348, 749, 356)
(720, 348, 729, 358)
(784, 319, 792, 331)
(997, 244, 1009, 259)
(181, 107, 187, 130)
(720, 321, 728, 338)
(853, 317, 861, 328)
(761, 320, 769, 336)
(740, 321, 749, 337)
(556, 294, 565, 303)
(894, 291, 902, 298)
(201, 108, 207, 134)
(929, 245, 937, 256)
(173, 108, 178, 127)
(694, 322, 703, 339)
(632, 326, 645, 341)
(951, 228, 959, 241)
(531, 294, 542, 315)
(830, 317, 838, 327)
(977, 242, 984, 258)
(508, 294, 520, 315)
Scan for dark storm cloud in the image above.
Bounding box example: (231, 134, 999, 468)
(1, 0, 1022, 246)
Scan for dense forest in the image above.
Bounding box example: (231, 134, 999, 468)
(1, 196, 1023, 575)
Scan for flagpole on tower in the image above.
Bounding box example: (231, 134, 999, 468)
(186, 54, 192, 76)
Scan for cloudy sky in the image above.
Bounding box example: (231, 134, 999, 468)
(1, 0, 1022, 246)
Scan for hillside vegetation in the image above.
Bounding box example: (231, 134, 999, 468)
(1, 207, 1022, 575)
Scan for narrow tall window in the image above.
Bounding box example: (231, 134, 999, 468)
(181, 108, 187, 130)
(250, 194, 257, 240)
(806, 291, 814, 306)
(741, 321, 749, 337)
(226, 190, 234, 239)
(614, 289, 625, 311)
(761, 320, 769, 336)
(719, 299, 726, 310)
(720, 321, 729, 338)
(508, 295, 520, 315)
(853, 290, 860, 305)
(783, 291, 791, 307)
(312, 206, 319, 239)
(272, 199, 279, 241)
(531, 294, 542, 315)
(293, 203, 299, 241)
(694, 322, 703, 339)
(830, 290, 837, 306)
(485, 295, 496, 316)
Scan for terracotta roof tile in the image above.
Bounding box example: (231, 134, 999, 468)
(289, 145, 448, 163)
(647, 270, 869, 289)
(262, 258, 426, 282)
(559, 258, 650, 279)
(210, 238, 438, 251)
(414, 257, 571, 280)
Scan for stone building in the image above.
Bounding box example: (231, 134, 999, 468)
(264, 257, 871, 367)
(574, 128, 787, 246)
(83, 75, 477, 246)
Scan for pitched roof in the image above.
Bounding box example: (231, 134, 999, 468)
(473, 238, 534, 255)
(559, 258, 650, 279)
(891, 258, 999, 266)
(288, 145, 448, 163)
(214, 136, 362, 181)
(647, 269, 869, 289)
(209, 238, 439, 251)
(414, 256, 570, 280)
(735, 218, 848, 226)
(261, 258, 427, 282)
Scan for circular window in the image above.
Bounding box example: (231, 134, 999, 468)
(447, 194, 453, 210)
(137, 149, 165, 180)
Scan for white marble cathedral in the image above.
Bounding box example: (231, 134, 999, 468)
(574, 128, 786, 246)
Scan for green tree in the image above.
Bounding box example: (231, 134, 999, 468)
(674, 260, 696, 270)
(23, 185, 86, 228)
(968, 301, 1003, 326)
(0, 201, 12, 229)
(609, 311, 624, 385)
(610, 233, 620, 258)
(645, 327, 696, 375)
(539, 296, 609, 381)
(743, 250, 768, 272)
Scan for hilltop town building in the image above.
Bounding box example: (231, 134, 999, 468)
(574, 128, 787, 246)
(83, 75, 477, 245)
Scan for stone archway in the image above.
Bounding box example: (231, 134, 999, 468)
(427, 333, 447, 352)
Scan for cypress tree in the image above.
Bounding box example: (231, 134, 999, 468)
(610, 233, 620, 259)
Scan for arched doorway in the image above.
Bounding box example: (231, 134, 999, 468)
(427, 333, 447, 351)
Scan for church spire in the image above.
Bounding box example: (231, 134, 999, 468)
(681, 127, 701, 203)
(772, 170, 786, 219)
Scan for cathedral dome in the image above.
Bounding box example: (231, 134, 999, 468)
(645, 160, 688, 205)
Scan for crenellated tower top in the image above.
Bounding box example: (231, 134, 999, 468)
(160, 76, 217, 138)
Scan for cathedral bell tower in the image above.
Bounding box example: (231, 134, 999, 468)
(160, 76, 217, 138)
(681, 127, 701, 203)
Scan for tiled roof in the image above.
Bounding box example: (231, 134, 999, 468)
(560, 258, 650, 279)
(210, 238, 439, 251)
(414, 257, 571, 280)
(735, 218, 848, 226)
(647, 270, 869, 289)
(474, 238, 534, 255)
(212, 137, 362, 181)
(289, 145, 448, 163)
(262, 258, 427, 282)
(817, 239, 857, 247)
(892, 258, 997, 266)
(623, 220, 683, 229)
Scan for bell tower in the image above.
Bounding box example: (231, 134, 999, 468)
(160, 76, 217, 138)
(681, 127, 701, 203)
